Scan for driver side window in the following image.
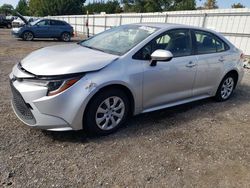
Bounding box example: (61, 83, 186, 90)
(134, 29, 192, 60)
(36, 20, 49, 26)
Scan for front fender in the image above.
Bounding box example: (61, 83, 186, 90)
(70, 79, 137, 130)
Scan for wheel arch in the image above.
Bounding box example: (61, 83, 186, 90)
(60, 31, 71, 41)
(224, 69, 239, 89)
(60, 31, 70, 36)
(82, 84, 135, 128)
(21, 30, 34, 37)
(86, 84, 135, 115)
(214, 69, 239, 101)
(214, 69, 239, 97)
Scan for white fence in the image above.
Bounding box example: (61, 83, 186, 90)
(50, 8, 250, 55)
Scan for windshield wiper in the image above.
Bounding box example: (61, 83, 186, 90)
(81, 45, 105, 53)
(80, 44, 121, 56)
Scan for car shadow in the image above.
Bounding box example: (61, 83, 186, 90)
(16, 38, 82, 43)
(42, 83, 250, 143)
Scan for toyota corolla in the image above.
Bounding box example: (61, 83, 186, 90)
(9, 23, 244, 135)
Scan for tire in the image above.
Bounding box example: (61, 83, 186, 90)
(22, 31, 34, 41)
(84, 89, 130, 135)
(215, 74, 236, 102)
(7, 23, 11, 28)
(61, 32, 71, 42)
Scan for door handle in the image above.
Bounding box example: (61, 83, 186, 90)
(186, 61, 196, 68)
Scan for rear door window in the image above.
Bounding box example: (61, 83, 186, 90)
(194, 30, 229, 54)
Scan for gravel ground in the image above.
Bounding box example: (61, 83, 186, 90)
(0, 28, 250, 188)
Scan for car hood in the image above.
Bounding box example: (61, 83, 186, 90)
(21, 44, 119, 76)
(16, 12, 29, 25)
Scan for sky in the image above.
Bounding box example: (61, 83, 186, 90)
(0, 0, 250, 9)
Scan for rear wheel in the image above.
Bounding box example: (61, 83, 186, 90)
(61, 32, 71, 42)
(215, 74, 236, 102)
(84, 89, 129, 135)
(22, 31, 34, 41)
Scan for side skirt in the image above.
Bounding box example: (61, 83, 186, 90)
(142, 95, 211, 114)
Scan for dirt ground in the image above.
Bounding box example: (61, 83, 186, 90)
(0, 28, 250, 188)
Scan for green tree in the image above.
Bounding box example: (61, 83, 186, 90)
(0, 4, 14, 15)
(105, 0, 122, 13)
(28, 0, 42, 16)
(15, 0, 29, 16)
(171, 0, 196, 11)
(143, 0, 163, 12)
(84, 0, 122, 14)
(122, 0, 196, 13)
(204, 0, 218, 9)
(123, 0, 155, 13)
(231, 3, 245, 8)
(29, 0, 86, 16)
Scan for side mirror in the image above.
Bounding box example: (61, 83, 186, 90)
(150, 50, 173, 66)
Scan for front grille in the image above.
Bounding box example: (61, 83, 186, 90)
(10, 80, 36, 125)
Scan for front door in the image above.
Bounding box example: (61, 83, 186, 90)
(35, 20, 50, 38)
(135, 29, 197, 110)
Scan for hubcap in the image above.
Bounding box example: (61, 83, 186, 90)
(63, 33, 70, 41)
(95, 96, 125, 131)
(221, 77, 234, 99)
(24, 32, 33, 41)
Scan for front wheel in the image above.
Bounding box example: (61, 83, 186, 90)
(7, 23, 12, 28)
(84, 89, 129, 135)
(215, 75, 236, 102)
(22, 31, 34, 41)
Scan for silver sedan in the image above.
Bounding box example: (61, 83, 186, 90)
(10, 23, 244, 135)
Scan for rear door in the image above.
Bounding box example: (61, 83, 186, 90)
(49, 20, 65, 37)
(192, 30, 230, 97)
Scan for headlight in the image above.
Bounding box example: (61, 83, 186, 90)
(12, 27, 21, 33)
(23, 76, 83, 96)
(47, 78, 80, 96)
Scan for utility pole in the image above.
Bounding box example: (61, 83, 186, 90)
(86, 10, 89, 38)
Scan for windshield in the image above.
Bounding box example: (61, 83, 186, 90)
(30, 19, 41, 25)
(80, 25, 158, 55)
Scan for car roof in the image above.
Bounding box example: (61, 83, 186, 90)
(39, 18, 64, 22)
(133, 23, 217, 33)
(131, 22, 234, 48)
(135, 23, 182, 28)
(33, 18, 67, 24)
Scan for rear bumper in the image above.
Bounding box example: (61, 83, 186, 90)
(239, 68, 244, 84)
